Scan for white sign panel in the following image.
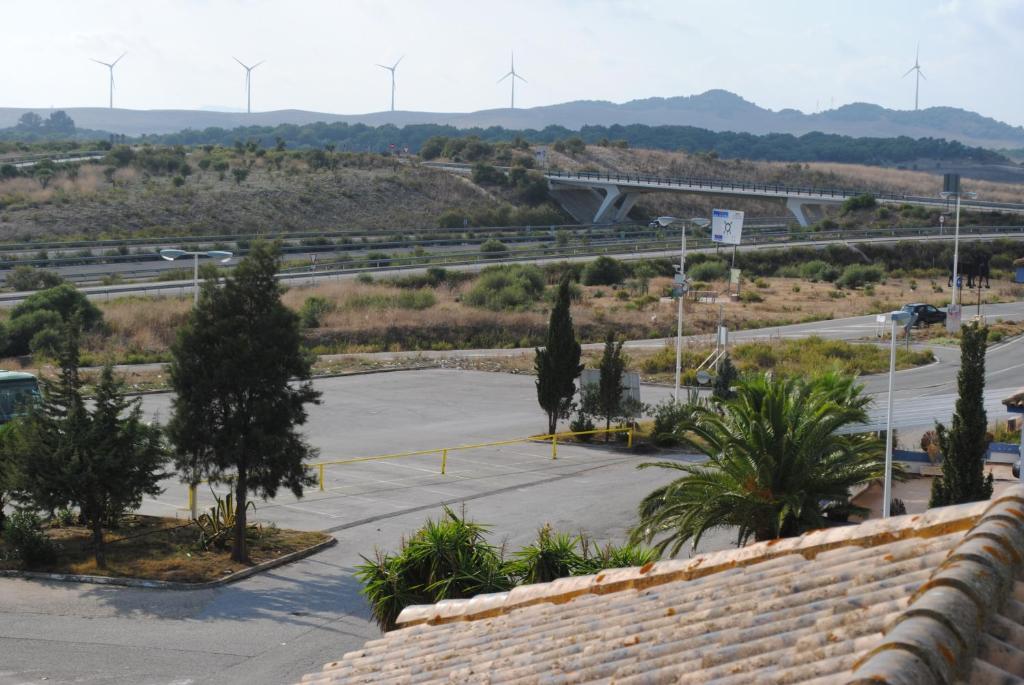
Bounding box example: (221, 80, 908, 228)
(711, 209, 744, 245)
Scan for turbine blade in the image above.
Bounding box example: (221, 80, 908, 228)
(233, 56, 247, 69)
(91, 58, 111, 67)
(515, 73, 527, 83)
(393, 55, 404, 69)
(251, 60, 265, 70)
(918, 70, 926, 80)
(497, 71, 513, 82)
(111, 52, 126, 66)
(376, 64, 391, 70)
(902, 66, 916, 77)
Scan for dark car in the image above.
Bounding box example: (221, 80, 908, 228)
(902, 303, 947, 326)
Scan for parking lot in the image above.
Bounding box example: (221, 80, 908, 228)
(1, 369, 688, 685)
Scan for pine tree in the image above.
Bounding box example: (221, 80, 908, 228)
(7, 322, 166, 567)
(535, 276, 583, 435)
(168, 241, 321, 563)
(929, 322, 994, 507)
(597, 331, 626, 440)
(712, 354, 738, 402)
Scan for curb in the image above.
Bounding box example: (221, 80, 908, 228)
(0, 536, 337, 590)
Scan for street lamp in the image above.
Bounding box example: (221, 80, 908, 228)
(939, 175, 977, 331)
(653, 216, 711, 401)
(159, 249, 233, 305)
(883, 309, 912, 518)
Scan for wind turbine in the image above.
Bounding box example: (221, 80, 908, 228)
(234, 57, 265, 114)
(376, 56, 403, 112)
(91, 53, 126, 109)
(497, 51, 526, 109)
(903, 44, 926, 111)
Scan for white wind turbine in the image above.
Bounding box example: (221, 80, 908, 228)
(376, 56, 404, 112)
(234, 57, 265, 114)
(497, 51, 526, 109)
(903, 44, 926, 111)
(91, 53, 126, 109)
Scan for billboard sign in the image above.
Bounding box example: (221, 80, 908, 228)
(712, 209, 744, 245)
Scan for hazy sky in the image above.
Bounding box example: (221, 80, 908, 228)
(4, 0, 1022, 125)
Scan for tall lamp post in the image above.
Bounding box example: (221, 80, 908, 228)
(651, 216, 710, 401)
(883, 309, 912, 517)
(159, 249, 233, 305)
(939, 174, 976, 331)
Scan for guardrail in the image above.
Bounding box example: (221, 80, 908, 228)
(184, 427, 634, 517)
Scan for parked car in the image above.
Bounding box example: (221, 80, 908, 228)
(901, 303, 947, 326)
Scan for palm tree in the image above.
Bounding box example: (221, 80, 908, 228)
(631, 372, 885, 556)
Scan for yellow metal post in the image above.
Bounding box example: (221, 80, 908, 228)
(318, 463, 325, 492)
(551, 435, 558, 460)
(188, 483, 198, 520)
(441, 449, 448, 475)
(628, 428, 634, 449)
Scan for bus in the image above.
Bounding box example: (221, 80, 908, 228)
(0, 371, 40, 425)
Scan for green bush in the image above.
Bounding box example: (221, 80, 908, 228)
(798, 260, 839, 282)
(5, 266, 64, 293)
(5, 284, 104, 357)
(480, 239, 509, 259)
(299, 296, 334, 328)
(342, 290, 436, 311)
(687, 261, 727, 282)
(2, 511, 57, 567)
(841, 194, 877, 213)
(582, 256, 625, 286)
(739, 291, 764, 303)
(506, 525, 585, 584)
(355, 507, 511, 631)
(836, 264, 884, 289)
(464, 264, 545, 311)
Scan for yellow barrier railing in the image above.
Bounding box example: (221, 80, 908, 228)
(185, 426, 633, 517)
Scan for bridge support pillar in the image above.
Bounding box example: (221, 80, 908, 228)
(786, 198, 812, 227)
(613, 193, 640, 221)
(593, 185, 623, 223)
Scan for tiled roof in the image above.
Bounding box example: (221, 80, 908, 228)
(301, 486, 1024, 684)
(1004, 388, 1024, 411)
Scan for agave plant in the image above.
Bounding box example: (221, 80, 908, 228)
(506, 524, 586, 584)
(195, 489, 257, 550)
(631, 372, 886, 556)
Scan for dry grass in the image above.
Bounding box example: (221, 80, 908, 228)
(0, 515, 330, 583)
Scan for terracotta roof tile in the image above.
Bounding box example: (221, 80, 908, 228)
(300, 486, 1024, 684)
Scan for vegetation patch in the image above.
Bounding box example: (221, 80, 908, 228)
(0, 514, 329, 583)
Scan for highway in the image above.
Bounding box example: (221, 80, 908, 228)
(2, 225, 1021, 306)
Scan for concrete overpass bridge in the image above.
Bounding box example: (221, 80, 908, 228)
(542, 169, 1024, 226)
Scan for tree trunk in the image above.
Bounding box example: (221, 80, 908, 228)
(92, 523, 106, 569)
(605, 416, 611, 442)
(548, 411, 557, 437)
(231, 467, 249, 564)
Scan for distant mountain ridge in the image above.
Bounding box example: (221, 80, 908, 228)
(2, 90, 1022, 149)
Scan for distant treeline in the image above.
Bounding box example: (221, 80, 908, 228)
(0, 111, 1010, 166)
(144, 121, 1008, 165)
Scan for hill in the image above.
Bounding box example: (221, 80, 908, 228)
(2, 90, 1023, 149)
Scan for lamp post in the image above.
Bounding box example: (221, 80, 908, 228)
(652, 216, 710, 401)
(940, 175, 977, 330)
(883, 309, 912, 517)
(159, 249, 233, 306)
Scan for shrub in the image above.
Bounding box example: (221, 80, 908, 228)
(5, 266, 64, 292)
(464, 264, 545, 311)
(582, 256, 625, 286)
(5, 285, 103, 357)
(355, 273, 374, 284)
(651, 400, 693, 447)
(506, 525, 585, 584)
(739, 290, 764, 303)
(342, 291, 436, 311)
(798, 260, 839, 282)
(569, 411, 595, 440)
(480, 239, 509, 259)
(2, 511, 57, 567)
(836, 264, 884, 289)
(841, 194, 877, 213)
(687, 261, 727, 282)
(354, 507, 511, 631)
(299, 296, 334, 328)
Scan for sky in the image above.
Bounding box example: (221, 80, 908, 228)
(3, 0, 1022, 126)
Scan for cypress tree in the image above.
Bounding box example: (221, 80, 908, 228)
(713, 354, 738, 402)
(535, 276, 583, 435)
(597, 331, 626, 440)
(929, 322, 994, 507)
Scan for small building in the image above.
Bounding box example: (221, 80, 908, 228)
(299, 487, 1024, 684)
(1014, 257, 1024, 284)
